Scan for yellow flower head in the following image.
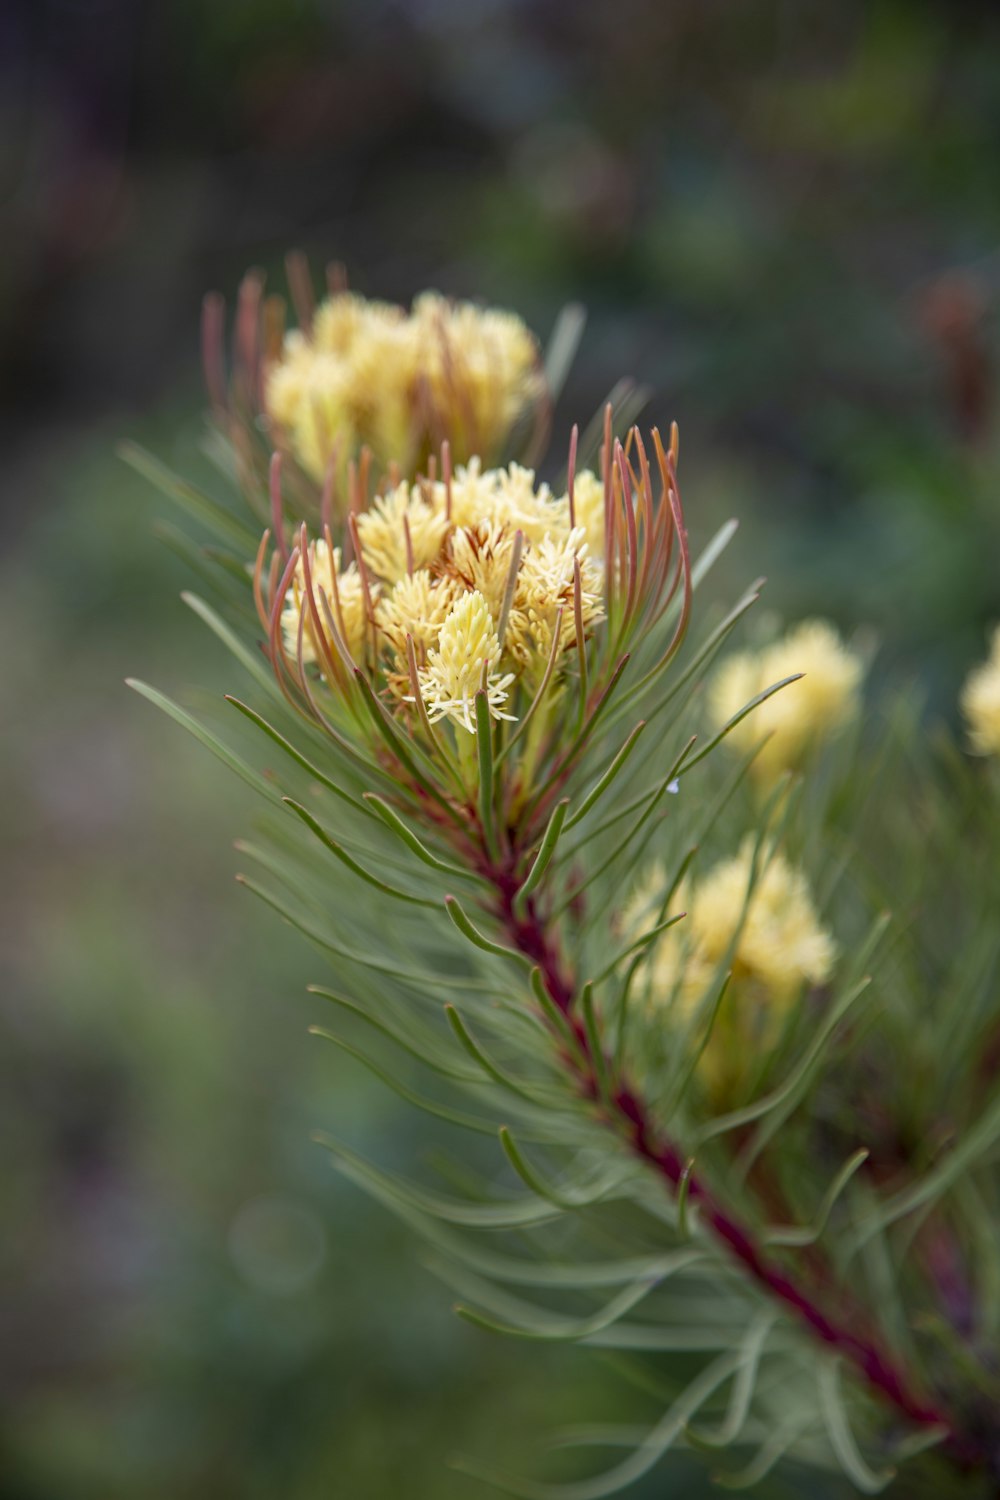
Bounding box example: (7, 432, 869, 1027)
(436, 460, 597, 547)
(436, 458, 503, 530)
(441, 520, 521, 626)
(508, 528, 604, 670)
(688, 841, 836, 1004)
(275, 459, 603, 718)
(356, 481, 451, 585)
(266, 348, 356, 484)
(570, 469, 608, 560)
(489, 464, 567, 544)
(961, 626, 1000, 757)
(265, 331, 315, 428)
(264, 289, 546, 483)
(280, 541, 375, 668)
(710, 619, 863, 784)
(411, 294, 544, 462)
(261, 419, 694, 817)
(311, 291, 403, 355)
(626, 842, 835, 1098)
(416, 590, 516, 734)
(380, 569, 459, 660)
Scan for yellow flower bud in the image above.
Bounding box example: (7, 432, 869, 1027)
(961, 626, 1000, 757)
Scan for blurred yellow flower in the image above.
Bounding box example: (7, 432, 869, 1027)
(412, 294, 543, 467)
(264, 290, 546, 482)
(709, 619, 863, 784)
(961, 626, 1000, 757)
(626, 841, 835, 1097)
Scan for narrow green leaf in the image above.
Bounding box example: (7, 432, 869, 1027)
(315, 1137, 562, 1229)
(516, 799, 571, 912)
(553, 740, 693, 921)
(225, 696, 366, 810)
(353, 671, 463, 825)
(663, 973, 732, 1122)
(680, 674, 803, 774)
(544, 302, 587, 402)
(765, 1149, 870, 1247)
(497, 607, 567, 766)
(581, 983, 610, 1098)
(713, 1413, 816, 1489)
(152, 520, 252, 609)
(676, 1158, 696, 1239)
(690, 518, 739, 591)
(119, 440, 260, 553)
(697, 975, 873, 1148)
(455, 1273, 659, 1344)
(181, 591, 274, 694)
(437, 1238, 703, 1291)
(444, 1006, 556, 1101)
(612, 581, 761, 730)
(237, 874, 483, 994)
(589, 913, 686, 988)
(309, 1026, 507, 1134)
(307, 993, 482, 1082)
(126, 679, 277, 801)
(475, 690, 499, 859)
(817, 1359, 896, 1493)
(498, 1127, 620, 1210)
(847, 1084, 1000, 1256)
(444, 896, 532, 966)
(565, 721, 647, 831)
(451, 1350, 740, 1500)
(364, 795, 476, 878)
(687, 1312, 775, 1448)
(529, 967, 587, 1061)
(555, 653, 632, 773)
(585, 1324, 741, 1353)
(283, 797, 441, 907)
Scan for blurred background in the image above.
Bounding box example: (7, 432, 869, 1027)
(3, 2, 1000, 1495)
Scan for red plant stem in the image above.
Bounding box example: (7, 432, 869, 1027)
(486, 867, 985, 1473)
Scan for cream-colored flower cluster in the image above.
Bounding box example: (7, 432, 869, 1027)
(626, 841, 835, 1096)
(961, 626, 1000, 757)
(266, 291, 546, 482)
(282, 462, 605, 735)
(710, 620, 863, 785)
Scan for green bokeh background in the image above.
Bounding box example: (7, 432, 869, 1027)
(3, 3, 1000, 1495)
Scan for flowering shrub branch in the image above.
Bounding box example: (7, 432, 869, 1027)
(128, 272, 1000, 1497)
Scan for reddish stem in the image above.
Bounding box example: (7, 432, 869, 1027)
(487, 867, 986, 1473)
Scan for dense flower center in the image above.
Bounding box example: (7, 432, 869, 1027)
(281, 461, 605, 735)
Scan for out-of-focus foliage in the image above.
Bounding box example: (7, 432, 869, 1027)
(4, 1, 1000, 1496)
